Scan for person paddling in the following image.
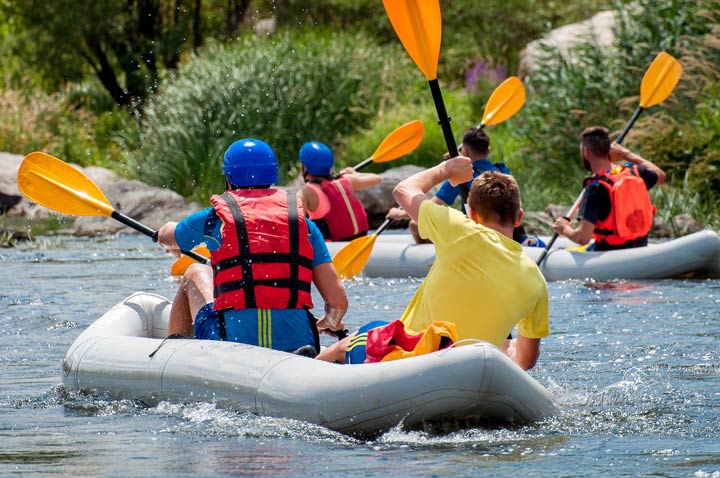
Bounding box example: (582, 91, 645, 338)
(299, 141, 382, 241)
(386, 127, 541, 247)
(318, 157, 549, 370)
(157, 139, 348, 356)
(551, 126, 666, 251)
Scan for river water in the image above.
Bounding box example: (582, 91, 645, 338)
(1, 234, 718, 477)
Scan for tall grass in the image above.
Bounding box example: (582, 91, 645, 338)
(129, 31, 421, 201)
(0, 78, 133, 168)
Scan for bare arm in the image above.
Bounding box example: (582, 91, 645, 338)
(610, 143, 666, 185)
(393, 157, 473, 222)
(156, 221, 182, 257)
(552, 217, 595, 245)
(312, 262, 348, 331)
(300, 185, 319, 213)
(341, 169, 383, 191)
(505, 335, 541, 370)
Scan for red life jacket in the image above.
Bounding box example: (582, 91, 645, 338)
(318, 176, 369, 241)
(584, 165, 656, 246)
(209, 189, 314, 311)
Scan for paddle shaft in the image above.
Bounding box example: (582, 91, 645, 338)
(428, 79, 469, 204)
(374, 217, 394, 236)
(333, 157, 375, 179)
(536, 105, 644, 266)
(616, 106, 644, 144)
(112, 210, 209, 264)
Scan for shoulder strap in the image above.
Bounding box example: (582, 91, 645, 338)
(219, 192, 257, 308)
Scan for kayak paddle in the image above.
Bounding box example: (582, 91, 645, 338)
(332, 78, 525, 280)
(382, 0, 467, 203)
(350, 119, 424, 172)
(17, 152, 209, 265)
(332, 218, 394, 280)
(536, 51, 682, 267)
(169, 120, 425, 276)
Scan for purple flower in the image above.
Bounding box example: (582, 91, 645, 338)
(465, 62, 508, 92)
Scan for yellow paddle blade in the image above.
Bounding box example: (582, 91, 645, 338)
(639, 52, 682, 108)
(370, 120, 424, 163)
(382, 0, 441, 81)
(332, 233, 379, 280)
(170, 245, 211, 276)
(17, 152, 114, 217)
(481, 76, 526, 127)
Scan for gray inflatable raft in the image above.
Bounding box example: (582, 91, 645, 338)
(327, 230, 720, 281)
(62, 293, 559, 437)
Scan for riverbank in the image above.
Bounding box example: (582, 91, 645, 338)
(1, 151, 703, 247)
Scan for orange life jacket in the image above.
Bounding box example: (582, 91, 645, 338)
(315, 176, 369, 241)
(584, 165, 656, 246)
(210, 189, 314, 310)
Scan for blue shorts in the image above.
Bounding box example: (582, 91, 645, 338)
(345, 320, 389, 365)
(194, 304, 316, 352)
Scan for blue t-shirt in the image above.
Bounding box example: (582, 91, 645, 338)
(434, 158, 510, 206)
(173, 203, 332, 351)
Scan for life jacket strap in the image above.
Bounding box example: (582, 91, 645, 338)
(220, 192, 257, 308)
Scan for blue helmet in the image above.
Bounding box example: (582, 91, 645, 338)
(222, 138, 278, 187)
(299, 141, 334, 176)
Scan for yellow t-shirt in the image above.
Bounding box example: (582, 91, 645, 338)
(400, 201, 549, 348)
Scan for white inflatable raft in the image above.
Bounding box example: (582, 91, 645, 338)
(62, 293, 559, 437)
(327, 230, 720, 281)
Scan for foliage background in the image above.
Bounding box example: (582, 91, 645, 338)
(1, 0, 718, 229)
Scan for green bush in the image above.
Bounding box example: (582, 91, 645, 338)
(130, 31, 421, 201)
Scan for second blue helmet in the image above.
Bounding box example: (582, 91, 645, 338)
(299, 141, 334, 176)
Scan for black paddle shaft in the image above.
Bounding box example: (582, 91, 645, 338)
(111, 210, 209, 265)
(428, 79, 470, 207)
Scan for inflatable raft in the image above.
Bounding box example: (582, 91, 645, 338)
(62, 293, 559, 437)
(327, 230, 720, 281)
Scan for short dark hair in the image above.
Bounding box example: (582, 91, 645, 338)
(468, 171, 521, 227)
(580, 126, 611, 156)
(461, 127, 490, 157)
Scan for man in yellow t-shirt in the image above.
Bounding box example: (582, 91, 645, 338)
(316, 156, 548, 369)
(394, 156, 548, 370)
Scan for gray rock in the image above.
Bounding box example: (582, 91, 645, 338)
(357, 165, 428, 229)
(519, 10, 616, 76)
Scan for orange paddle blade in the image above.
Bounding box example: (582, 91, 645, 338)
(640, 52, 682, 108)
(370, 120, 424, 163)
(332, 233, 379, 280)
(170, 245, 211, 276)
(480, 76, 526, 127)
(382, 0, 442, 81)
(17, 152, 114, 217)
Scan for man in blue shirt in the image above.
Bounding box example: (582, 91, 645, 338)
(157, 139, 348, 355)
(386, 127, 536, 245)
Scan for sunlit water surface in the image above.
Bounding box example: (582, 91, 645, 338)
(1, 235, 719, 477)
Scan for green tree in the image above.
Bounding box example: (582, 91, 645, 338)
(3, 0, 254, 108)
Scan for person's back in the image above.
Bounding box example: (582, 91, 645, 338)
(394, 162, 549, 370)
(400, 202, 547, 348)
(158, 138, 348, 355)
(552, 126, 665, 251)
(299, 141, 380, 241)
